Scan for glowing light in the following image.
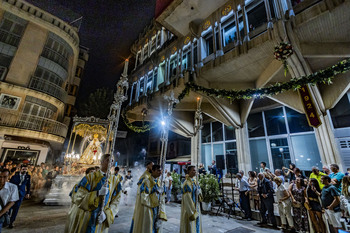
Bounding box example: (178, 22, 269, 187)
(307, 158, 311, 161)
(300, 155, 304, 158)
(161, 121, 166, 126)
(197, 97, 201, 101)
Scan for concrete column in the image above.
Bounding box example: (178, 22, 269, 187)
(144, 75, 148, 96)
(129, 84, 134, 105)
(212, 25, 217, 56)
(233, 7, 242, 46)
(179, 49, 184, 76)
(314, 113, 343, 169)
(191, 133, 201, 165)
(176, 52, 180, 77)
(190, 42, 194, 71)
(217, 22, 224, 56)
(134, 52, 139, 69)
(197, 37, 203, 67)
(166, 58, 171, 85)
(242, 4, 250, 42)
(136, 80, 140, 101)
(235, 124, 252, 172)
(264, 0, 274, 28)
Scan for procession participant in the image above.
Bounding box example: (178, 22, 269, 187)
(130, 164, 167, 233)
(180, 165, 202, 233)
(114, 167, 123, 182)
(64, 154, 122, 233)
(123, 170, 133, 205)
(130, 161, 154, 227)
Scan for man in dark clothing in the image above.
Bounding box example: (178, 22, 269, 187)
(208, 160, 217, 175)
(236, 173, 252, 220)
(9, 165, 31, 228)
(257, 173, 277, 228)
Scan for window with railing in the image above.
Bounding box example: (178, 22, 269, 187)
(0, 17, 26, 47)
(153, 69, 158, 91)
(0, 65, 7, 81)
(204, 34, 214, 57)
(146, 74, 153, 93)
(42, 36, 70, 70)
(139, 77, 145, 96)
(247, 1, 268, 31)
(34, 67, 64, 87)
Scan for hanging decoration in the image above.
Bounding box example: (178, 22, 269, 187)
(122, 111, 155, 133)
(274, 41, 293, 76)
(177, 58, 350, 104)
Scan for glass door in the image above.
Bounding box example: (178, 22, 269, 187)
(269, 138, 291, 171)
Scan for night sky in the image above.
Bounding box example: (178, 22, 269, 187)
(31, 0, 157, 101)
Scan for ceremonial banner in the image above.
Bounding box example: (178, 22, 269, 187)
(298, 85, 321, 128)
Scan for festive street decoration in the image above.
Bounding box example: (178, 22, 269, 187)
(122, 110, 155, 133)
(298, 85, 321, 128)
(177, 58, 350, 104)
(274, 42, 293, 76)
(124, 58, 350, 133)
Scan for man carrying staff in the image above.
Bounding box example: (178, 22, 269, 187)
(130, 164, 167, 233)
(180, 165, 202, 233)
(65, 154, 122, 233)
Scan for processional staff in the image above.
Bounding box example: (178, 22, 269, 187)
(98, 59, 129, 220)
(157, 91, 178, 222)
(194, 97, 203, 209)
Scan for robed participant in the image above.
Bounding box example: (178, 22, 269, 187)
(180, 166, 202, 233)
(130, 161, 154, 226)
(65, 154, 122, 233)
(130, 164, 167, 233)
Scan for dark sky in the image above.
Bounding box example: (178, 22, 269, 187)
(31, 0, 157, 101)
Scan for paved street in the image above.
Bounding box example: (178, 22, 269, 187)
(2, 200, 280, 233)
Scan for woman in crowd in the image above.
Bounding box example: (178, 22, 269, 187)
(341, 176, 350, 217)
(283, 163, 296, 183)
(305, 178, 326, 233)
(289, 177, 309, 232)
(248, 171, 259, 210)
(274, 177, 295, 231)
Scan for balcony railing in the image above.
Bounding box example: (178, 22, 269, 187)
(0, 29, 21, 47)
(28, 76, 67, 102)
(41, 47, 69, 70)
(0, 111, 68, 138)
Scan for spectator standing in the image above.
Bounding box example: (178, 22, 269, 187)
(259, 162, 269, 173)
(341, 176, 350, 216)
(305, 178, 326, 233)
(329, 164, 344, 193)
(0, 169, 19, 231)
(198, 164, 207, 175)
(248, 171, 259, 210)
(274, 177, 294, 231)
(164, 172, 173, 204)
(322, 165, 331, 175)
(321, 175, 342, 232)
(283, 163, 296, 182)
(257, 173, 277, 228)
(9, 165, 31, 229)
(309, 166, 326, 189)
(239, 170, 248, 181)
(236, 173, 252, 220)
(208, 160, 217, 175)
(288, 177, 309, 232)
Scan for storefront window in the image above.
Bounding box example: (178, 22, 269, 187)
(250, 139, 269, 172)
(286, 107, 313, 133)
(224, 125, 236, 140)
(202, 123, 211, 143)
(269, 138, 291, 170)
(264, 108, 287, 136)
(291, 134, 322, 171)
(247, 112, 265, 137)
(212, 122, 223, 142)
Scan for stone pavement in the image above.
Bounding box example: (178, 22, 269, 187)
(3, 200, 280, 233)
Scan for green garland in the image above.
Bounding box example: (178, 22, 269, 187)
(122, 111, 155, 133)
(124, 58, 350, 133)
(177, 58, 350, 103)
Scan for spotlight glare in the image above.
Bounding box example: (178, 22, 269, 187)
(161, 121, 166, 126)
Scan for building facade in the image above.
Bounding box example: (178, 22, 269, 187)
(125, 0, 350, 173)
(0, 0, 88, 164)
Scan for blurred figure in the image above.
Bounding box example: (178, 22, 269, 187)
(322, 165, 331, 175)
(274, 177, 294, 231)
(164, 172, 173, 204)
(198, 164, 206, 175)
(9, 165, 31, 229)
(257, 173, 276, 228)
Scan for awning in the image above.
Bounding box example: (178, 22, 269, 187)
(166, 155, 191, 165)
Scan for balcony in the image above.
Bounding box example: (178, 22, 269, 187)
(0, 29, 21, 47)
(28, 76, 67, 102)
(41, 47, 69, 70)
(0, 111, 68, 138)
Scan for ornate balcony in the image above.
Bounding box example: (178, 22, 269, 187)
(0, 111, 68, 138)
(28, 76, 67, 102)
